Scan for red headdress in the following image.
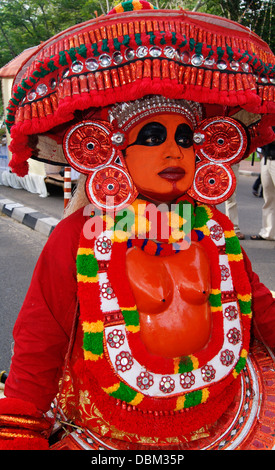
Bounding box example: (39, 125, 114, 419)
(6, 0, 275, 206)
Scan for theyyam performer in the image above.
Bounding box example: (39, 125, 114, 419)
(0, 0, 275, 450)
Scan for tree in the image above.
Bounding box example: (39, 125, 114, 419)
(0, 0, 104, 68)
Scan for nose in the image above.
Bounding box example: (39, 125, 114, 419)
(164, 138, 183, 160)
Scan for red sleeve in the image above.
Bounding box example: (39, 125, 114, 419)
(4, 208, 86, 412)
(242, 249, 275, 349)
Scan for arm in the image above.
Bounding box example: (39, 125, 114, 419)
(0, 208, 86, 449)
(242, 249, 275, 349)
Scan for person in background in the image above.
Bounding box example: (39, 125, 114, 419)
(225, 163, 245, 239)
(251, 136, 275, 240)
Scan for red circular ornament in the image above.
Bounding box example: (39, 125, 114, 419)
(188, 162, 235, 205)
(86, 165, 135, 210)
(194, 116, 248, 164)
(63, 121, 114, 172)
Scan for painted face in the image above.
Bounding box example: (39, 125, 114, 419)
(125, 114, 195, 203)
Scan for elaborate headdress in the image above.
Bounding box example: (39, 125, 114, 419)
(6, 0, 275, 208)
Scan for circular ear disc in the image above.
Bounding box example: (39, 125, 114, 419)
(189, 116, 247, 205)
(188, 162, 235, 205)
(86, 165, 137, 210)
(63, 120, 114, 173)
(193, 116, 248, 165)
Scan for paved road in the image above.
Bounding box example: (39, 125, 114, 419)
(0, 214, 47, 371)
(0, 174, 274, 372)
(219, 174, 275, 292)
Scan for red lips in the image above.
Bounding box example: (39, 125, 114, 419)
(158, 167, 186, 181)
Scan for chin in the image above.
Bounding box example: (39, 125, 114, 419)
(138, 189, 188, 204)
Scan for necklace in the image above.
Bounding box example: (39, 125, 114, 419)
(77, 198, 252, 413)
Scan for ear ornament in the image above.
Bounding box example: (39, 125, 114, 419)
(63, 120, 137, 211)
(188, 116, 248, 205)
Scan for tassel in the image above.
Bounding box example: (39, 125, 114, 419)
(128, 22, 135, 35)
(162, 60, 169, 80)
(153, 20, 159, 32)
(83, 32, 90, 45)
(95, 71, 104, 90)
(111, 69, 120, 87)
(87, 73, 98, 91)
(153, 59, 161, 78)
(111, 24, 118, 39)
(17, 106, 24, 122)
(122, 23, 128, 36)
(183, 66, 192, 86)
(124, 65, 132, 84)
(72, 76, 80, 95)
(37, 101, 46, 119)
(95, 28, 102, 43)
(235, 73, 244, 91)
(79, 75, 89, 93)
(100, 26, 107, 40)
(103, 70, 112, 89)
(220, 73, 228, 91)
(228, 74, 236, 92)
(143, 59, 151, 78)
(146, 20, 153, 32)
(44, 97, 53, 116)
(203, 70, 212, 89)
(130, 62, 136, 81)
(50, 93, 58, 111)
(190, 67, 197, 86)
(269, 86, 274, 102)
(118, 67, 127, 86)
(134, 20, 140, 34)
(89, 29, 97, 44)
(170, 61, 179, 81)
(247, 73, 256, 91)
(241, 74, 250, 91)
(135, 60, 143, 80)
(212, 71, 220, 89)
(23, 104, 31, 120)
(106, 26, 112, 40)
(197, 69, 204, 87)
(263, 86, 270, 101)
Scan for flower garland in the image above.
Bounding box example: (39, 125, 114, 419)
(75, 198, 252, 422)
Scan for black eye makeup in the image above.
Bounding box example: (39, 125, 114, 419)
(128, 122, 167, 147)
(127, 121, 194, 148)
(175, 124, 193, 148)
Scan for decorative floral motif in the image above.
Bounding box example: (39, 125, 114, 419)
(77, 200, 252, 411)
(189, 162, 234, 206)
(159, 376, 175, 394)
(96, 236, 112, 254)
(180, 372, 195, 389)
(227, 328, 241, 345)
(107, 329, 125, 348)
(63, 121, 113, 171)
(220, 264, 230, 281)
(220, 349, 235, 366)
(101, 282, 116, 300)
(115, 351, 133, 372)
(137, 372, 154, 391)
(201, 365, 216, 383)
(224, 305, 238, 321)
(210, 224, 223, 241)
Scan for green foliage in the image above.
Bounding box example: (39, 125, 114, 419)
(0, 0, 106, 68)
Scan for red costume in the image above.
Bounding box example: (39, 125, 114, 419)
(1, 1, 275, 450)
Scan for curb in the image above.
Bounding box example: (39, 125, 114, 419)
(0, 198, 60, 236)
(0, 170, 258, 236)
(239, 170, 260, 177)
